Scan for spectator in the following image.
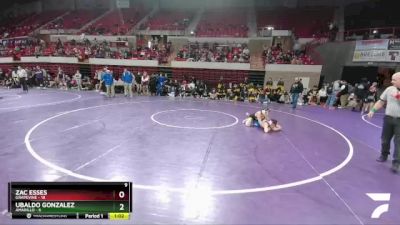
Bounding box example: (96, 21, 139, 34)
(122, 68, 134, 97)
(317, 86, 328, 105)
(354, 78, 370, 111)
(289, 78, 304, 109)
(74, 70, 82, 91)
(337, 80, 349, 108)
(103, 70, 114, 97)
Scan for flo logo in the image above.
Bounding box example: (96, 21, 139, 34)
(366, 193, 391, 219)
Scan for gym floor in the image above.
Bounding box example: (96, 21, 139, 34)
(0, 88, 399, 225)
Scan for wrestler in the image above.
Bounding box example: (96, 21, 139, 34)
(243, 110, 282, 133)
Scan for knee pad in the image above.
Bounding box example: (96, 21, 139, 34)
(253, 121, 260, 127)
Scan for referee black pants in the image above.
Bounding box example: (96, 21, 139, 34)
(381, 115, 400, 164)
(20, 78, 28, 91)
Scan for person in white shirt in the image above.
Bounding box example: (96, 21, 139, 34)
(74, 70, 82, 91)
(95, 69, 104, 92)
(141, 71, 149, 95)
(12, 69, 18, 86)
(17, 66, 28, 92)
(317, 86, 328, 105)
(56, 67, 66, 89)
(243, 47, 250, 55)
(368, 72, 400, 173)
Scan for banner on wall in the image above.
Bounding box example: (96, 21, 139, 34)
(355, 39, 389, 51)
(353, 50, 386, 62)
(388, 39, 400, 50)
(353, 39, 400, 62)
(1, 37, 33, 47)
(386, 50, 400, 62)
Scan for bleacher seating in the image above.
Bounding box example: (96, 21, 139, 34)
(84, 8, 148, 35)
(195, 9, 248, 37)
(1, 13, 33, 38)
(0, 11, 66, 38)
(142, 10, 193, 30)
(45, 9, 107, 29)
(344, 1, 400, 39)
(256, 7, 333, 38)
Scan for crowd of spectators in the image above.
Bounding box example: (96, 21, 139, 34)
(262, 43, 314, 65)
(0, 38, 43, 58)
(0, 63, 383, 117)
(0, 37, 171, 64)
(280, 77, 379, 113)
(175, 42, 250, 63)
(1, 37, 319, 67)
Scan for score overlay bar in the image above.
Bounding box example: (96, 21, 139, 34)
(8, 182, 132, 220)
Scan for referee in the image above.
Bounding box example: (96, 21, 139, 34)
(17, 66, 28, 92)
(368, 72, 400, 173)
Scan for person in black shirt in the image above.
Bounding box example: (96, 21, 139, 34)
(337, 80, 349, 108)
(216, 82, 225, 100)
(354, 78, 369, 111)
(135, 71, 142, 95)
(277, 78, 284, 90)
(243, 77, 249, 85)
(289, 78, 304, 109)
(149, 74, 157, 96)
(196, 80, 206, 98)
(265, 77, 273, 90)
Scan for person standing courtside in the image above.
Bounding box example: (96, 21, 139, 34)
(141, 71, 149, 95)
(122, 68, 134, 98)
(17, 66, 28, 92)
(277, 78, 285, 90)
(74, 70, 82, 91)
(368, 72, 400, 173)
(35, 66, 44, 89)
(265, 77, 273, 90)
(290, 78, 303, 109)
(103, 69, 114, 98)
(135, 71, 142, 95)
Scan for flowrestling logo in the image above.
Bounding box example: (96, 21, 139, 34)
(366, 193, 391, 219)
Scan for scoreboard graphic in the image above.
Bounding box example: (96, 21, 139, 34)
(8, 182, 132, 220)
